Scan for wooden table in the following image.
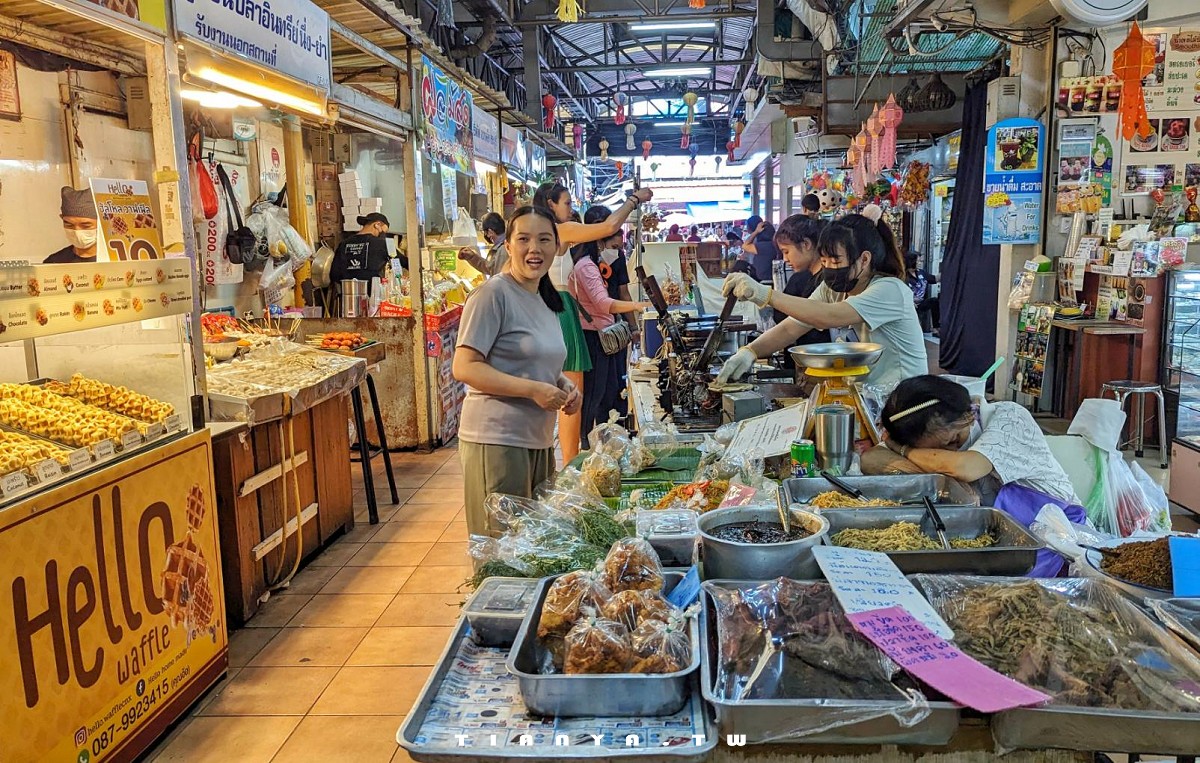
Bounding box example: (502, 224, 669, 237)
(1050, 319, 1146, 419)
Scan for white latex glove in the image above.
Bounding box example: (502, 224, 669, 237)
(722, 272, 771, 306)
(716, 347, 757, 384)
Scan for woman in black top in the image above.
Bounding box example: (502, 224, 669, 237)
(331, 213, 405, 286)
(741, 215, 779, 285)
(773, 214, 831, 360)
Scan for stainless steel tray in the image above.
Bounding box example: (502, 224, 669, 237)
(636, 510, 698, 568)
(699, 580, 960, 745)
(821, 507, 1042, 575)
(507, 572, 699, 718)
(463, 577, 539, 648)
(992, 707, 1200, 755)
(783, 474, 979, 507)
(207, 389, 285, 425)
(1148, 598, 1200, 654)
(398, 618, 716, 763)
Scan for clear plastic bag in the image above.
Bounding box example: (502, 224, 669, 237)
(564, 611, 633, 674)
(640, 420, 680, 461)
(602, 537, 664, 593)
(1086, 449, 1155, 537)
(581, 451, 621, 498)
(629, 613, 691, 674)
(1129, 460, 1171, 532)
(258, 254, 295, 299)
(588, 415, 632, 460)
(602, 588, 676, 632)
(537, 570, 613, 639)
(621, 437, 657, 476)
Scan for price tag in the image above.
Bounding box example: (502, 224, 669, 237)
(164, 413, 184, 432)
(93, 439, 115, 459)
(146, 422, 165, 439)
(68, 448, 91, 471)
(1, 472, 28, 496)
(34, 459, 62, 482)
(121, 430, 142, 449)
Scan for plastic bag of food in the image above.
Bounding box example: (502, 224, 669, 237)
(468, 495, 608, 581)
(602, 537, 664, 593)
(1129, 460, 1171, 532)
(588, 414, 632, 460)
(1085, 449, 1155, 537)
(538, 569, 613, 638)
(563, 611, 633, 674)
(581, 451, 621, 498)
(621, 436, 657, 476)
(261, 206, 313, 267)
(258, 254, 295, 299)
(640, 420, 680, 461)
(602, 588, 676, 631)
(629, 612, 691, 674)
(653, 479, 731, 513)
(696, 434, 727, 471)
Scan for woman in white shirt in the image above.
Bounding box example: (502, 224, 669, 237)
(716, 205, 927, 387)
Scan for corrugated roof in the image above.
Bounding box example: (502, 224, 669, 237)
(851, 0, 1001, 73)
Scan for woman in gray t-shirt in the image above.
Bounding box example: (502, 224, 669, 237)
(454, 207, 582, 535)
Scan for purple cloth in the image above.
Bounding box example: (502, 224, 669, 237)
(994, 483, 1088, 577)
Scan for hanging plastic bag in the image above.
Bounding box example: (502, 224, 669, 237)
(452, 208, 478, 243)
(1106, 451, 1155, 536)
(258, 254, 295, 300)
(1129, 460, 1171, 532)
(189, 134, 218, 220)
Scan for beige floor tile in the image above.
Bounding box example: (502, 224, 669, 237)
(392, 747, 418, 763)
(390, 460, 442, 475)
(309, 666, 430, 715)
(339, 522, 382, 543)
(358, 487, 417, 506)
(248, 627, 368, 667)
(371, 521, 449, 543)
(354, 505, 402, 523)
(247, 594, 312, 628)
(228, 627, 279, 668)
(307, 542, 364, 567)
(289, 594, 395, 628)
(390, 502, 461, 523)
(399, 565, 472, 594)
(377, 594, 465, 627)
(198, 666, 337, 716)
(405, 487, 463, 504)
(420, 474, 465, 491)
(272, 714, 404, 762)
(387, 472, 435, 489)
(420, 542, 469, 566)
(189, 668, 241, 715)
(347, 626, 455, 666)
(452, 507, 465, 522)
(436, 463, 463, 476)
(320, 565, 417, 595)
(279, 565, 338, 595)
(149, 716, 300, 763)
(347, 542, 433, 567)
(437, 522, 468, 543)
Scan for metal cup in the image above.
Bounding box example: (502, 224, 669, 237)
(812, 403, 854, 474)
(340, 279, 369, 317)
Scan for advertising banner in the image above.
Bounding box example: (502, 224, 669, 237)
(0, 432, 227, 763)
(500, 123, 526, 175)
(90, 178, 165, 262)
(173, 0, 331, 91)
(420, 55, 474, 176)
(471, 105, 500, 166)
(982, 118, 1044, 245)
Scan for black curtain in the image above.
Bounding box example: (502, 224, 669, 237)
(938, 81, 1001, 377)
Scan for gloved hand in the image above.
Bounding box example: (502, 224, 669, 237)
(722, 272, 771, 306)
(716, 347, 757, 385)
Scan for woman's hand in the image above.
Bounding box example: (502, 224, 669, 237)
(723, 272, 771, 306)
(558, 376, 583, 415)
(531, 382, 569, 411)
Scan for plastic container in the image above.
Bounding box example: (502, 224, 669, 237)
(463, 577, 539, 647)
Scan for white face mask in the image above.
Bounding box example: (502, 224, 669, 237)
(65, 228, 97, 249)
(600, 248, 619, 265)
(959, 421, 983, 451)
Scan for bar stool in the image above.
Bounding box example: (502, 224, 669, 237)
(1099, 380, 1168, 468)
(350, 372, 399, 524)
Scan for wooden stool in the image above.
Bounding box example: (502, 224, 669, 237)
(1100, 380, 1168, 468)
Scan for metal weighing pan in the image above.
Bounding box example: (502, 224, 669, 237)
(699, 581, 961, 745)
(789, 342, 884, 370)
(821, 507, 1043, 575)
(462, 577, 540, 647)
(783, 473, 980, 507)
(507, 572, 699, 718)
(398, 618, 716, 763)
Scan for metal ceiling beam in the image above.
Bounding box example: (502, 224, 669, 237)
(540, 58, 751, 73)
(514, 10, 755, 25)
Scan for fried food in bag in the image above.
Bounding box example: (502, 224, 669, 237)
(603, 537, 664, 593)
(629, 613, 691, 674)
(537, 569, 613, 638)
(581, 451, 621, 498)
(564, 612, 633, 674)
(602, 588, 676, 631)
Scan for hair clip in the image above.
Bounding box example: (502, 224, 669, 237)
(887, 398, 939, 422)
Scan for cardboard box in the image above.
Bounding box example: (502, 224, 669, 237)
(337, 171, 360, 182)
(314, 163, 339, 183)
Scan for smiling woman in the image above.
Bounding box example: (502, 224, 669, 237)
(453, 207, 582, 536)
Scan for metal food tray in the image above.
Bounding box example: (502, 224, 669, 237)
(463, 577, 540, 647)
(636, 510, 699, 568)
(820, 507, 1042, 575)
(207, 389, 286, 425)
(398, 618, 716, 763)
(699, 581, 961, 745)
(507, 572, 699, 718)
(783, 473, 979, 507)
(1148, 598, 1200, 654)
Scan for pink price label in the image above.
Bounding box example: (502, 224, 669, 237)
(847, 606, 1051, 714)
(717, 484, 757, 509)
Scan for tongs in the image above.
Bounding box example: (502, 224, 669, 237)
(820, 471, 864, 499)
(776, 490, 791, 534)
(921, 497, 950, 549)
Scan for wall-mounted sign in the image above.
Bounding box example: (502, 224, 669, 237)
(470, 105, 500, 166)
(90, 178, 164, 261)
(500, 123, 526, 175)
(946, 132, 962, 172)
(173, 0, 331, 91)
(982, 118, 1044, 245)
(420, 55, 474, 176)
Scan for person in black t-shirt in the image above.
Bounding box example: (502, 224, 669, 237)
(45, 186, 100, 264)
(773, 214, 831, 357)
(331, 213, 405, 290)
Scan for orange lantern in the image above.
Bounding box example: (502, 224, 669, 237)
(1113, 22, 1157, 140)
(642, 139, 653, 160)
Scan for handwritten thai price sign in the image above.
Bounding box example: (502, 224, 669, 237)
(420, 55, 475, 176)
(90, 179, 164, 262)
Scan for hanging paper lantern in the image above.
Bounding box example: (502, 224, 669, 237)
(680, 123, 691, 150)
(615, 160, 625, 179)
(715, 156, 722, 172)
(846, 144, 860, 168)
(542, 93, 557, 131)
(598, 137, 610, 161)
(689, 143, 700, 159)
(642, 139, 653, 160)
(650, 161, 660, 179)
(555, 0, 582, 23)
(572, 123, 583, 151)
(733, 120, 745, 148)
(682, 92, 699, 125)
(688, 0, 705, 8)
(879, 94, 904, 170)
(625, 122, 637, 151)
(726, 140, 736, 162)
(1113, 22, 1157, 140)
(867, 104, 884, 175)
(614, 93, 628, 126)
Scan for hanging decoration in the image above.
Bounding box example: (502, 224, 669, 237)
(680, 123, 691, 150)
(497, 163, 510, 194)
(852, 125, 869, 196)
(598, 137, 610, 161)
(682, 92, 699, 125)
(650, 161, 660, 179)
(913, 73, 956, 112)
(572, 123, 583, 151)
(688, 143, 699, 177)
(688, 0, 705, 8)
(615, 160, 625, 179)
(435, 0, 455, 27)
(847, 142, 861, 169)
(726, 140, 736, 162)
(1112, 22, 1156, 141)
(898, 160, 931, 207)
(614, 93, 628, 126)
(689, 157, 697, 176)
(715, 156, 722, 172)
(542, 94, 557, 131)
(625, 122, 637, 151)
(867, 104, 884, 176)
(879, 93, 903, 170)
(897, 78, 921, 113)
(642, 139, 653, 160)
(733, 120, 745, 148)
(555, 0, 582, 23)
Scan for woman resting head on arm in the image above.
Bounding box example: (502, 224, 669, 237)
(534, 181, 652, 248)
(452, 206, 583, 535)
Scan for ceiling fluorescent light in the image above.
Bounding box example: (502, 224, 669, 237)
(192, 66, 326, 116)
(630, 21, 716, 32)
(643, 67, 711, 78)
(180, 88, 262, 109)
(655, 121, 686, 127)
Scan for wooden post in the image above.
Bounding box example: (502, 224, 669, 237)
(402, 53, 434, 449)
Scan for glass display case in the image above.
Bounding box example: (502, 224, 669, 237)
(1161, 269, 1200, 448)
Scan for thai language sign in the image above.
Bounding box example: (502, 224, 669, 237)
(471, 104, 500, 166)
(174, 0, 331, 91)
(982, 118, 1044, 245)
(421, 55, 475, 175)
(90, 178, 163, 262)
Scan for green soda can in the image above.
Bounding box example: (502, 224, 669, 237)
(790, 439, 817, 477)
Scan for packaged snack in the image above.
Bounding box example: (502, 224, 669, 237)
(602, 537, 664, 593)
(564, 612, 633, 674)
(537, 570, 613, 638)
(602, 588, 676, 631)
(582, 451, 622, 497)
(629, 613, 691, 674)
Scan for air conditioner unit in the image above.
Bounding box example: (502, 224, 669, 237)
(986, 77, 1021, 128)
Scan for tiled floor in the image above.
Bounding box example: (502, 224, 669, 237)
(147, 445, 466, 763)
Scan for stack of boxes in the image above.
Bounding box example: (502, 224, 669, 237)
(314, 163, 341, 241)
(338, 170, 385, 231)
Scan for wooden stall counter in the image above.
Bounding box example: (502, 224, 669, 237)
(1050, 319, 1150, 418)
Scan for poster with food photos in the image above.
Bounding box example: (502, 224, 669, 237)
(1012, 304, 1053, 399)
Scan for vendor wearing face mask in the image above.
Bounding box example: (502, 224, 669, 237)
(45, 186, 100, 264)
(331, 213, 404, 288)
(716, 204, 927, 387)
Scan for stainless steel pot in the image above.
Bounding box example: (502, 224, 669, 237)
(697, 505, 829, 580)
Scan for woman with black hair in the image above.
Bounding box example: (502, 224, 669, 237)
(773, 214, 830, 336)
(740, 215, 779, 286)
(568, 205, 653, 447)
(454, 207, 582, 535)
(717, 205, 927, 386)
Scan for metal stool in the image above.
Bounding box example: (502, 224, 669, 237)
(1100, 380, 1168, 468)
(350, 373, 399, 524)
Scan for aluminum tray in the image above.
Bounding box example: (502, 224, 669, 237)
(207, 389, 286, 425)
(699, 581, 960, 745)
(507, 572, 699, 718)
(783, 473, 979, 507)
(1147, 598, 1200, 654)
(398, 618, 716, 763)
(463, 577, 540, 647)
(636, 510, 698, 568)
(821, 507, 1042, 575)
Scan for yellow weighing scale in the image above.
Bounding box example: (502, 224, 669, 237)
(789, 343, 884, 445)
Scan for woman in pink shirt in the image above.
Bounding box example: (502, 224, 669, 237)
(569, 205, 653, 447)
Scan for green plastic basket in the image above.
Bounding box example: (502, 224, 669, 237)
(568, 448, 702, 483)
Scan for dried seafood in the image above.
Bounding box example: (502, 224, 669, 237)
(654, 480, 730, 512)
(831, 522, 996, 552)
(809, 491, 901, 509)
(1100, 537, 1173, 591)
